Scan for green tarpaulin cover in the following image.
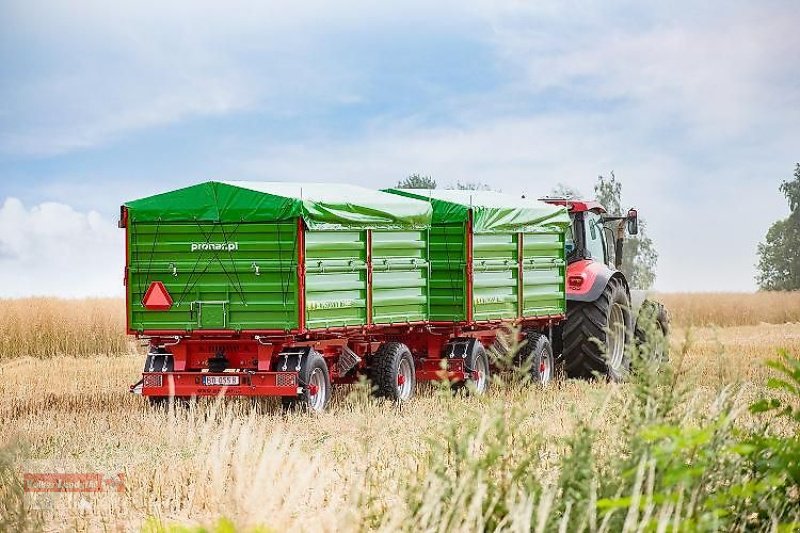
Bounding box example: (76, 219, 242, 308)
(125, 181, 433, 230)
(385, 189, 570, 232)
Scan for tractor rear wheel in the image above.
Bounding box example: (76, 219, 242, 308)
(563, 279, 632, 381)
(370, 342, 416, 401)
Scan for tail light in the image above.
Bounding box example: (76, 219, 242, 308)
(568, 275, 585, 289)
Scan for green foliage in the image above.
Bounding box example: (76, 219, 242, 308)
(396, 174, 436, 189)
(391, 333, 800, 531)
(594, 172, 658, 289)
(757, 163, 800, 290)
(402, 399, 543, 531)
(780, 163, 800, 212)
(0, 442, 41, 533)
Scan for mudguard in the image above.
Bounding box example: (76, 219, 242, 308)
(566, 260, 627, 302)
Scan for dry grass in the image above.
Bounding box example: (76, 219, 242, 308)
(1, 323, 797, 531)
(0, 292, 797, 361)
(0, 298, 132, 359)
(1, 295, 799, 530)
(658, 291, 800, 327)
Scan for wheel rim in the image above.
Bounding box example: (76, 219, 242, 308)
(607, 303, 626, 370)
(471, 354, 489, 393)
(307, 367, 327, 411)
(397, 358, 414, 400)
(538, 349, 552, 385)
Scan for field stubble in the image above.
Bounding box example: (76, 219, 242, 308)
(1, 294, 799, 531)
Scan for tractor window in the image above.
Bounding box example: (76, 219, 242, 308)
(585, 213, 606, 262)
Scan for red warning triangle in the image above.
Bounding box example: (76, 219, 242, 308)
(142, 281, 173, 311)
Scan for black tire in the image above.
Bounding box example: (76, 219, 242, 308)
(369, 342, 416, 401)
(456, 341, 490, 394)
(635, 300, 670, 362)
(282, 350, 331, 412)
(563, 279, 632, 381)
(519, 331, 555, 385)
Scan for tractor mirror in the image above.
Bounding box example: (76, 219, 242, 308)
(626, 209, 639, 235)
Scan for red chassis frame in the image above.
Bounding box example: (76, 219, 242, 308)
(136, 317, 564, 399)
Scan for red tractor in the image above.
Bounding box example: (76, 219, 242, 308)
(541, 198, 669, 381)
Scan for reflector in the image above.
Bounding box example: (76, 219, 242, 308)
(142, 281, 173, 311)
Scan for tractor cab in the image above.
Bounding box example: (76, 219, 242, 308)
(540, 198, 639, 271)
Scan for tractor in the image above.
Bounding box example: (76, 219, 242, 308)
(540, 198, 670, 381)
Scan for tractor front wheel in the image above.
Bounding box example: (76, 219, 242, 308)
(563, 279, 632, 381)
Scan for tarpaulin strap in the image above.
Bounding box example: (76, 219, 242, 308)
(175, 218, 211, 307)
(208, 184, 247, 304)
(178, 219, 247, 306)
(217, 219, 247, 304)
(142, 219, 162, 297)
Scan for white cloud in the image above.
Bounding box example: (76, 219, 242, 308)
(0, 198, 123, 297)
(0, 0, 471, 156)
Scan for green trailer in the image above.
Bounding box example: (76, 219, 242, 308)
(123, 181, 570, 411)
(123, 181, 431, 334)
(385, 188, 570, 323)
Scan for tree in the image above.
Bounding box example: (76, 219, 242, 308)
(757, 163, 800, 290)
(594, 172, 658, 290)
(396, 174, 436, 189)
(550, 183, 582, 199)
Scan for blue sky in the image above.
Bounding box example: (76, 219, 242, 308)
(1, 0, 798, 296)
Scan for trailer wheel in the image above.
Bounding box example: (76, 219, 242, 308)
(282, 350, 331, 413)
(464, 343, 490, 394)
(452, 341, 490, 395)
(563, 278, 632, 382)
(522, 332, 555, 386)
(370, 342, 416, 401)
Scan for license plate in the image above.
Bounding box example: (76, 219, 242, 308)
(203, 375, 240, 386)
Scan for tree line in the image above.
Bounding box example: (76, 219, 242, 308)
(757, 163, 800, 290)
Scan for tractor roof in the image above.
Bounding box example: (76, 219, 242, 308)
(538, 197, 607, 213)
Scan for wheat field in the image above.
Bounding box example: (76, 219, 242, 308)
(1, 293, 799, 531)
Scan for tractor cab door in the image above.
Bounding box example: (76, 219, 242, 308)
(583, 212, 608, 266)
